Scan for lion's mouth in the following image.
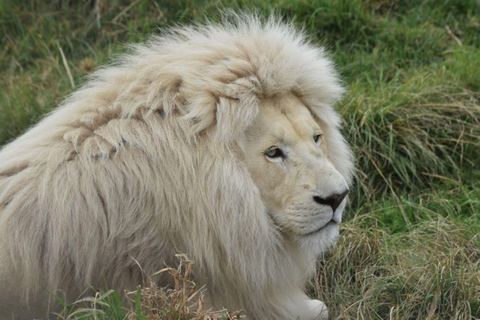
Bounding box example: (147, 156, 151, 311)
(303, 220, 337, 236)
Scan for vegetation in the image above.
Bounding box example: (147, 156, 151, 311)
(1, 0, 478, 319)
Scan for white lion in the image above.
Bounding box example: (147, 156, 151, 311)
(0, 15, 353, 319)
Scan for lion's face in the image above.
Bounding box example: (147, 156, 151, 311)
(243, 94, 349, 241)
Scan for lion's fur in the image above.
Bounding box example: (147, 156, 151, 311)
(0, 15, 353, 319)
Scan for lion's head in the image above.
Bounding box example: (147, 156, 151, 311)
(243, 94, 349, 244)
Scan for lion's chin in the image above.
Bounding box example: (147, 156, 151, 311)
(298, 222, 339, 258)
(303, 220, 337, 237)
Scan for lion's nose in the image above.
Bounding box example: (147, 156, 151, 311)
(313, 189, 349, 212)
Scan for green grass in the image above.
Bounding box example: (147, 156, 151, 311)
(1, 0, 479, 319)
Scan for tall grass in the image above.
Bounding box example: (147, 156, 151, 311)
(1, 0, 479, 319)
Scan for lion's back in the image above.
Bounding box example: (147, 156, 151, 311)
(0, 84, 193, 298)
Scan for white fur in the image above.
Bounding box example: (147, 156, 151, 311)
(0, 15, 353, 319)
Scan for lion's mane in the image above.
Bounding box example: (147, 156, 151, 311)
(0, 15, 353, 318)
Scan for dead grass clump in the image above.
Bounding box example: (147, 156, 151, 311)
(126, 254, 243, 320)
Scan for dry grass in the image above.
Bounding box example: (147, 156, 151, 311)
(125, 255, 243, 320)
(315, 215, 480, 319)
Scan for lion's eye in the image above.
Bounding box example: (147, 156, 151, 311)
(264, 147, 284, 162)
(314, 134, 323, 145)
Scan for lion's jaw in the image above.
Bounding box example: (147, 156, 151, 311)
(243, 94, 349, 254)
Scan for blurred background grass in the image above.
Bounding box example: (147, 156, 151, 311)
(1, 0, 479, 319)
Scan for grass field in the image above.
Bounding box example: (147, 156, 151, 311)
(1, 0, 479, 319)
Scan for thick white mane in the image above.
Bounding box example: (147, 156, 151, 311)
(0, 15, 353, 319)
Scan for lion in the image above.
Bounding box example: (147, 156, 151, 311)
(0, 15, 353, 319)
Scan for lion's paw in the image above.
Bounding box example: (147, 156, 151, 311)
(305, 299, 329, 320)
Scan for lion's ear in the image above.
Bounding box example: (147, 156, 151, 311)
(222, 75, 261, 100)
(184, 75, 261, 143)
(215, 75, 261, 142)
